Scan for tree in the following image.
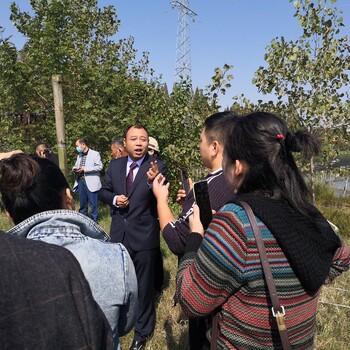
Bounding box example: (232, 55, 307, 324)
(252, 0, 350, 201)
(253, 0, 350, 163)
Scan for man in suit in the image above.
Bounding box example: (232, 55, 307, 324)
(111, 136, 128, 159)
(73, 138, 103, 222)
(99, 125, 167, 350)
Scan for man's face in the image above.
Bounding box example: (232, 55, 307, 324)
(111, 144, 119, 159)
(199, 128, 212, 169)
(36, 144, 49, 159)
(124, 127, 148, 161)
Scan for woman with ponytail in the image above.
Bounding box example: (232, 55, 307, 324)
(175, 112, 350, 349)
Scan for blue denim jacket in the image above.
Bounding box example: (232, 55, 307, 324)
(7, 210, 138, 350)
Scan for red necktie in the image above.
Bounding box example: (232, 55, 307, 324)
(126, 162, 138, 194)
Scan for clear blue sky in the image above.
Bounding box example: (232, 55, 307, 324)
(1, 0, 349, 109)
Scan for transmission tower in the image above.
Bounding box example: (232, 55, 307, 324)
(171, 0, 197, 81)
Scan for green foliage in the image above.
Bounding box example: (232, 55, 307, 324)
(0, 0, 233, 194)
(253, 0, 350, 169)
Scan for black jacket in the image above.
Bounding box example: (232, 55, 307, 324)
(0, 232, 113, 349)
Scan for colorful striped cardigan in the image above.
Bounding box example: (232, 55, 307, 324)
(176, 203, 350, 349)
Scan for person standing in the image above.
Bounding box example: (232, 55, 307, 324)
(147, 135, 164, 295)
(35, 142, 59, 166)
(152, 111, 238, 349)
(175, 112, 350, 349)
(147, 136, 160, 158)
(99, 125, 167, 350)
(111, 136, 128, 159)
(0, 154, 137, 350)
(73, 138, 103, 222)
(0, 232, 113, 349)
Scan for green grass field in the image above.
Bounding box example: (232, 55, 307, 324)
(0, 187, 349, 349)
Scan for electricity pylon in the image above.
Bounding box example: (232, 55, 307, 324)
(171, 1, 197, 81)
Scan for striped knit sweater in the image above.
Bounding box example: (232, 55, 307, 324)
(176, 203, 350, 349)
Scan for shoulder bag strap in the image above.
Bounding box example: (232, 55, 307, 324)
(210, 309, 219, 350)
(240, 201, 292, 350)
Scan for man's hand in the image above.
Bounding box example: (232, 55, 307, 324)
(74, 167, 84, 173)
(176, 177, 193, 206)
(116, 194, 129, 208)
(152, 173, 170, 203)
(188, 204, 205, 237)
(147, 161, 159, 183)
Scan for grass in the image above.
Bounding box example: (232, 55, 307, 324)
(0, 188, 349, 350)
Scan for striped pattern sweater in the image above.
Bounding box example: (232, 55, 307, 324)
(176, 203, 350, 349)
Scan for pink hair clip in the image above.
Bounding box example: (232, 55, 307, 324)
(276, 134, 285, 140)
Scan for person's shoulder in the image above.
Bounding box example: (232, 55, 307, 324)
(89, 148, 100, 156)
(0, 232, 76, 261)
(110, 156, 127, 166)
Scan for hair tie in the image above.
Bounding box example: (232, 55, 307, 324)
(276, 134, 287, 158)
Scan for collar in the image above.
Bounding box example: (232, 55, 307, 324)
(7, 210, 109, 241)
(127, 155, 146, 168)
(210, 167, 223, 175)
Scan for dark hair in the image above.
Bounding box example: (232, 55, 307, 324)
(111, 137, 124, 146)
(77, 138, 87, 146)
(225, 112, 321, 215)
(124, 125, 149, 139)
(204, 111, 239, 145)
(35, 142, 50, 149)
(0, 154, 69, 224)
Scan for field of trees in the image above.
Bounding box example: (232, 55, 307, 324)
(0, 0, 349, 349)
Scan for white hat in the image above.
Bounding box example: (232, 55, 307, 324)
(148, 136, 159, 152)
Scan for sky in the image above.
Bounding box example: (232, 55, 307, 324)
(1, 0, 350, 109)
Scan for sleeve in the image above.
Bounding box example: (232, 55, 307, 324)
(162, 190, 195, 256)
(85, 151, 103, 173)
(176, 209, 247, 318)
(72, 155, 80, 171)
(57, 247, 114, 349)
(117, 247, 138, 336)
(158, 160, 168, 179)
(99, 162, 118, 206)
(324, 239, 350, 285)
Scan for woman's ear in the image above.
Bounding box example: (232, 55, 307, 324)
(234, 159, 248, 177)
(65, 188, 75, 210)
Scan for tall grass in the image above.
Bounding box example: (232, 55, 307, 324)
(0, 187, 349, 349)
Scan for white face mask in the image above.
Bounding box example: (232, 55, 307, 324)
(76, 146, 83, 153)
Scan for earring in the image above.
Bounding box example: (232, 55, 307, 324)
(234, 189, 238, 194)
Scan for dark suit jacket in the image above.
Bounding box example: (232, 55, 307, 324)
(99, 154, 167, 251)
(0, 232, 113, 349)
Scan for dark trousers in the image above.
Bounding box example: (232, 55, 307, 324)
(123, 238, 157, 341)
(189, 318, 210, 350)
(77, 178, 98, 222)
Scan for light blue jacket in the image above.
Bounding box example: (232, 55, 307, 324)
(7, 210, 138, 350)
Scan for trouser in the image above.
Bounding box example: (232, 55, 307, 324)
(189, 318, 211, 350)
(123, 240, 157, 341)
(77, 178, 99, 222)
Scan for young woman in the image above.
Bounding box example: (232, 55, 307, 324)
(0, 154, 137, 350)
(160, 112, 349, 349)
